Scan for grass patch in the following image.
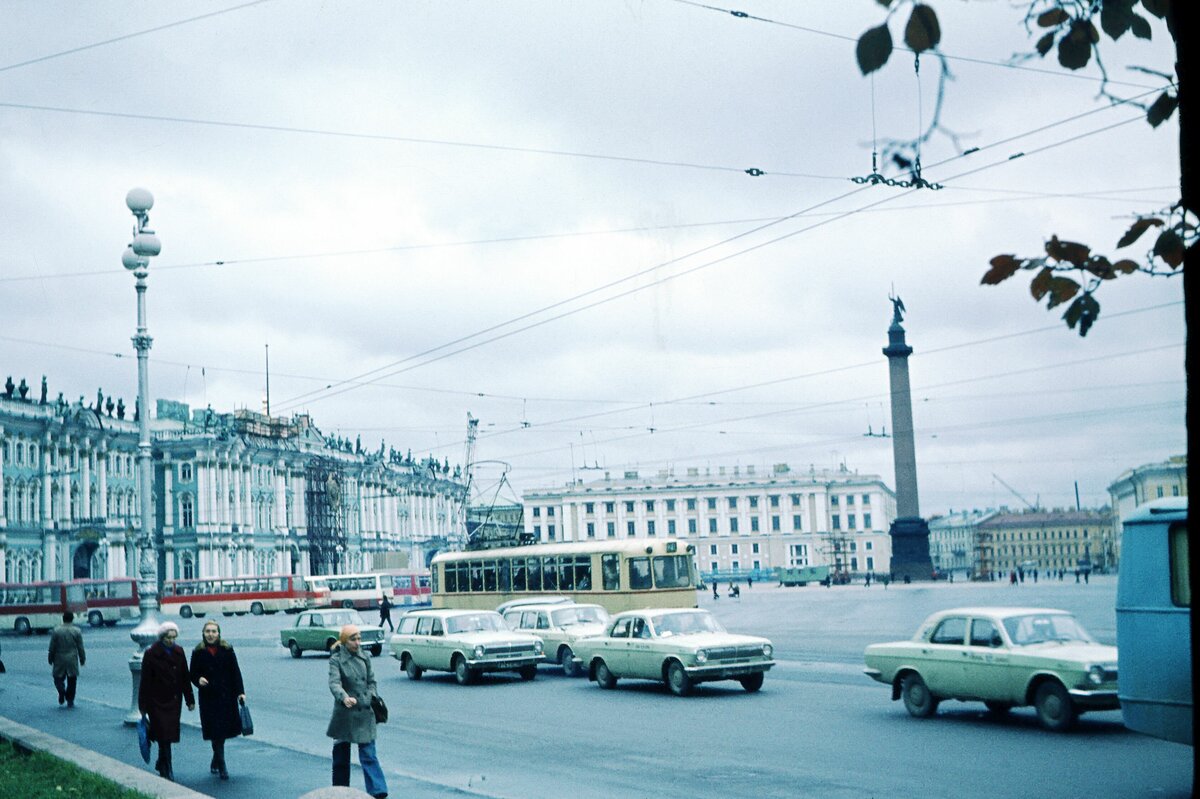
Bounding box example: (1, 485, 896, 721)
(0, 739, 153, 799)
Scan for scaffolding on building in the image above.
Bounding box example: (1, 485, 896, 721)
(819, 531, 854, 584)
(306, 457, 347, 575)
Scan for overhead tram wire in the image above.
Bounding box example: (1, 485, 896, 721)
(274, 104, 1158, 414)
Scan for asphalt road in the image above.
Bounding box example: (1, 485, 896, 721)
(0, 575, 1191, 799)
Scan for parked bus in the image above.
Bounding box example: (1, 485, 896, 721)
(431, 539, 698, 613)
(1116, 497, 1191, 746)
(307, 573, 394, 610)
(0, 581, 87, 634)
(73, 577, 139, 627)
(384, 569, 432, 607)
(161, 575, 328, 618)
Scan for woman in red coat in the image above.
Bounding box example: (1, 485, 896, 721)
(190, 621, 246, 780)
(138, 621, 195, 781)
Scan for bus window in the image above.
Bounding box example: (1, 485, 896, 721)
(629, 558, 652, 590)
(527, 557, 543, 591)
(573, 555, 592, 590)
(601, 555, 619, 590)
(498, 559, 511, 592)
(1170, 524, 1189, 607)
(512, 560, 527, 592)
(483, 560, 497, 592)
(559, 557, 575, 591)
(543, 558, 559, 591)
(653, 555, 692, 588)
(469, 562, 483, 592)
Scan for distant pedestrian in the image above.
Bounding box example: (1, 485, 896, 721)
(378, 594, 394, 632)
(140, 621, 195, 781)
(1083, 570, 1089, 584)
(1010, 570, 1018, 586)
(190, 621, 246, 780)
(865, 572, 872, 587)
(48, 612, 85, 708)
(1033, 569, 1038, 583)
(747, 576, 752, 588)
(712, 581, 719, 600)
(1075, 570, 1080, 583)
(327, 625, 389, 798)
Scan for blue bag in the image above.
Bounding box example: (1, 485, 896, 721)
(239, 698, 254, 736)
(136, 715, 151, 763)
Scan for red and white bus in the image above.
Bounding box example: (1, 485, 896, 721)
(0, 581, 87, 634)
(161, 575, 328, 618)
(73, 578, 140, 627)
(387, 569, 432, 607)
(306, 573, 393, 610)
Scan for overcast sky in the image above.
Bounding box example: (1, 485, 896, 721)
(0, 1, 1185, 515)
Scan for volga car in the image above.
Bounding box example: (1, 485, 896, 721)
(280, 609, 386, 658)
(502, 602, 611, 676)
(390, 608, 544, 684)
(574, 608, 774, 696)
(863, 607, 1119, 731)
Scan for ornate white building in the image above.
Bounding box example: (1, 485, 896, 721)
(0, 377, 466, 584)
(523, 463, 897, 579)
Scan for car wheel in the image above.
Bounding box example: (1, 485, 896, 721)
(519, 665, 538, 681)
(251, 602, 264, 616)
(901, 673, 938, 718)
(740, 672, 765, 693)
(370, 644, 383, 657)
(342, 600, 355, 609)
(666, 661, 693, 697)
(984, 700, 1012, 715)
(559, 647, 578, 677)
(288, 641, 302, 659)
(405, 656, 423, 681)
(88, 611, 104, 628)
(14, 617, 31, 635)
(180, 606, 193, 619)
(453, 655, 474, 686)
(1034, 681, 1076, 732)
(595, 660, 618, 690)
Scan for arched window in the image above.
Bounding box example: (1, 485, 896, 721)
(180, 554, 196, 580)
(180, 462, 192, 481)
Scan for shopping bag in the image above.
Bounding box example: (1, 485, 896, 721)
(238, 698, 254, 736)
(370, 694, 388, 724)
(136, 715, 151, 763)
(0, 658, 6, 673)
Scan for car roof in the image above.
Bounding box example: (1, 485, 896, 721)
(930, 607, 1072, 619)
(404, 608, 500, 618)
(611, 608, 708, 619)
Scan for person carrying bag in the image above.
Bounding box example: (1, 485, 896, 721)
(326, 624, 389, 799)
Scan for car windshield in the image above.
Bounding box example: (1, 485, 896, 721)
(1003, 613, 1095, 645)
(552, 605, 610, 627)
(446, 613, 505, 634)
(326, 611, 366, 628)
(652, 611, 725, 637)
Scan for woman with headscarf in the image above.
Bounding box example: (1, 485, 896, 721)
(327, 624, 389, 798)
(139, 621, 195, 781)
(190, 620, 246, 780)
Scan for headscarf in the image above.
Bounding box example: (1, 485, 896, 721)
(157, 620, 180, 642)
(338, 624, 360, 645)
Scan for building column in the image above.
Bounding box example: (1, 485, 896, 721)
(80, 445, 92, 519)
(0, 424, 7, 528)
(97, 442, 108, 523)
(273, 461, 287, 531)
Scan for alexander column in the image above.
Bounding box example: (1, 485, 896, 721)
(883, 296, 934, 581)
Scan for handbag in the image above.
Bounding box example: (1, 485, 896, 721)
(0, 658, 6, 673)
(238, 698, 254, 736)
(136, 715, 151, 763)
(370, 694, 388, 724)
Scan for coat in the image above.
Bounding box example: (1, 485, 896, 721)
(190, 641, 245, 741)
(48, 623, 85, 679)
(139, 640, 194, 743)
(326, 645, 378, 744)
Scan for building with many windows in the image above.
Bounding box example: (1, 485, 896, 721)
(0, 377, 466, 584)
(977, 508, 1113, 577)
(522, 463, 897, 580)
(1108, 454, 1187, 568)
(926, 509, 997, 579)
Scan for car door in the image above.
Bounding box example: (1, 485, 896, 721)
(964, 617, 1019, 701)
(625, 616, 658, 678)
(601, 617, 633, 675)
(411, 615, 435, 668)
(920, 616, 969, 695)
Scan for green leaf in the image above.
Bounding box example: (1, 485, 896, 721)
(1147, 91, 1178, 127)
(1057, 21, 1094, 70)
(857, 24, 893, 75)
(1140, 0, 1168, 19)
(1063, 293, 1100, 336)
(1037, 8, 1069, 27)
(1035, 32, 1055, 56)
(1153, 230, 1185, 267)
(981, 254, 1023, 285)
(904, 4, 941, 53)
(1116, 216, 1164, 248)
(1045, 235, 1091, 266)
(1130, 13, 1152, 39)
(1045, 276, 1081, 309)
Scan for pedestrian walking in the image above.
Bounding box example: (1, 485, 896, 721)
(747, 576, 753, 588)
(378, 594, 394, 632)
(712, 581, 719, 600)
(190, 621, 246, 780)
(327, 625, 389, 799)
(139, 621, 195, 781)
(48, 612, 85, 708)
(1010, 570, 1018, 585)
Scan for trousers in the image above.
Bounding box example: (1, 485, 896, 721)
(332, 740, 388, 797)
(54, 674, 77, 705)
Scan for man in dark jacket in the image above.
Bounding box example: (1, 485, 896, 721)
(48, 612, 86, 707)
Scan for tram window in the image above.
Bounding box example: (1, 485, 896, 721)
(498, 559, 512, 592)
(628, 558, 652, 590)
(469, 563, 483, 592)
(527, 557, 543, 591)
(1170, 524, 1190, 607)
(543, 558, 559, 591)
(559, 557, 575, 591)
(483, 560, 497, 592)
(653, 555, 691, 588)
(512, 561, 527, 592)
(601, 555, 620, 591)
(573, 556, 592, 590)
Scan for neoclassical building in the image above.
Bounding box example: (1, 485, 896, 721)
(522, 463, 897, 579)
(0, 377, 467, 585)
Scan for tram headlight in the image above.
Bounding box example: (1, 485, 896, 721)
(474, 645, 486, 658)
(695, 649, 708, 664)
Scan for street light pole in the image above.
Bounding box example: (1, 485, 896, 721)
(121, 187, 163, 725)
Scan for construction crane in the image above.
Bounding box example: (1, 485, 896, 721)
(992, 473, 1038, 511)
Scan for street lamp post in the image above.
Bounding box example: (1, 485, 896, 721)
(122, 187, 163, 725)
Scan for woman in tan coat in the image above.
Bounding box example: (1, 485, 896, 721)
(327, 624, 388, 798)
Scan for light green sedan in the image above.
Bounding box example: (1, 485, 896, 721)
(280, 610, 386, 658)
(502, 602, 610, 676)
(573, 608, 775, 696)
(390, 609, 545, 685)
(863, 606, 1119, 731)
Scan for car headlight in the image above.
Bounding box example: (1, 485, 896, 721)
(534, 640, 544, 654)
(695, 649, 708, 664)
(473, 645, 486, 658)
(1087, 665, 1105, 685)
(762, 644, 773, 658)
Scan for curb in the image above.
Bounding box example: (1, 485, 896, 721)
(0, 715, 214, 799)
